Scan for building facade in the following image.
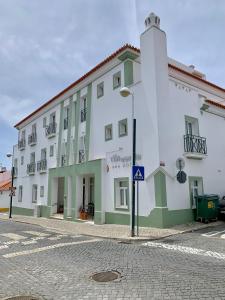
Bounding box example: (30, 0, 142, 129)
(13, 13, 225, 228)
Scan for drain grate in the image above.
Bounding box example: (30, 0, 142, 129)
(4, 296, 40, 300)
(91, 270, 121, 282)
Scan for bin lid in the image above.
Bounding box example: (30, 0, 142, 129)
(195, 194, 219, 200)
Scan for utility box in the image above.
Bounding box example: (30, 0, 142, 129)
(196, 194, 219, 223)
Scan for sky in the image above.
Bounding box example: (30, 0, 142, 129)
(0, 0, 224, 168)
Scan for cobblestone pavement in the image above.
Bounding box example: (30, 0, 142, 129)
(0, 220, 225, 300)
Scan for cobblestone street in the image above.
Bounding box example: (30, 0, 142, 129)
(1, 220, 225, 299)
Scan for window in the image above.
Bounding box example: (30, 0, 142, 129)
(189, 177, 203, 209)
(81, 97, 87, 122)
(21, 156, 24, 165)
(32, 123, 36, 135)
(97, 82, 104, 98)
(118, 119, 128, 137)
(50, 145, 54, 157)
(30, 152, 35, 163)
(50, 112, 56, 124)
(18, 185, 23, 202)
(41, 148, 47, 160)
(185, 116, 199, 136)
(64, 107, 69, 129)
(115, 178, 129, 209)
(105, 124, 113, 141)
(32, 184, 38, 203)
(21, 130, 25, 140)
(43, 117, 47, 128)
(113, 71, 121, 89)
(40, 186, 44, 197)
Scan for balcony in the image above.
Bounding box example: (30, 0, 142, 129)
(18, 139, 26, 150)
(45, 122, 57, 138)
(37, 159, 47, 173)
(81, 108, 87, 123)
(28, 133, 37, 146)
(27, 162, 36, 175)
(79, 150, 85, 163)
(184, 134, 207, 159)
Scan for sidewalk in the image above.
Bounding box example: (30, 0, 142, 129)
(0, 213, 223, 240)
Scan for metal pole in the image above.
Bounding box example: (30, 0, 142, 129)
(9, 166, 14, 219)
(131, 117, 136, 237)
(137, 180, 139, 237)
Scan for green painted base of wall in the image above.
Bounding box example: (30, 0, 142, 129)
(12, 206, 34, 216)
(105, 208, 195, 228)
(40, 206, 51, 218)
(105, 212, 130, 225)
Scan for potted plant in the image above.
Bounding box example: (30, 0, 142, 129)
(79, 206, 88, 220)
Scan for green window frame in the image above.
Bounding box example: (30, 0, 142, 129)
(113, 71, 121, 89)
(105, 124, 113, 141)
(97, 82, 104, 98)
(114, 177, 129, 211)
(118, 118, 128, 137)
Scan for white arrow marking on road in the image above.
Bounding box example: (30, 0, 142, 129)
(202, 230, 225, 237)
(143, 241, 225, 261)
(23, 231, 50, 237)
(3, 238, 101, 258)
(1, 233, 26, 240)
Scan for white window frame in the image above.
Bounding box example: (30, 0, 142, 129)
(18, 185, 23, 202)
(97, 82, 104, 98)
(32, 184, 38, 203)
(105, 124, 113, 141)
(118, 119, 128, 137)
(115, 178, 129, 210)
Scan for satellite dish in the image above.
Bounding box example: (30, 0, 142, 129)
(176, 158, 185, 170)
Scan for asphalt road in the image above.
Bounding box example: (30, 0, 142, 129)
(0, 220, 225, 300)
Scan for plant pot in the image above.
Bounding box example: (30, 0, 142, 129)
(79, 211, 88, 220)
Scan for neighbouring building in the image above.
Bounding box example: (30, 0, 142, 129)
(13, 13, 225, 228)
(0, 171, 11, 212)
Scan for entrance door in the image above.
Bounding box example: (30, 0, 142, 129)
(189, 177, 203, 209)
(57, 177, 64, 213)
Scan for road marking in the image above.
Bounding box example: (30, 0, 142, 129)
(23, 231, 50, 237)
(1, 233, 26, 240)
(143, 241, 225, 261)
(4, 241, 19, 245)
(0, 245, 8, 250)
(3, 238, 101, 258)
(48, 235, 65, 241)
(201, 230, 225, 237)
(21, 240, 37, 245)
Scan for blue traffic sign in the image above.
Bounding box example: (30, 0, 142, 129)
(132, 166, 145, 181)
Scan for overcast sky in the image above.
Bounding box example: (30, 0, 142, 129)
(0, 0, 224, 168)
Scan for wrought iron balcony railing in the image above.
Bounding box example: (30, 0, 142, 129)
(27, 162, 36, 175)
(37, 159, 47, 173)
(28, 133, 37, 146)
(18, 139, 26, 150)
(80, 108, 87, 123)
(79, 150, 85, 163)
(184, 134, 207, 155)
(45, 122, 57, 137)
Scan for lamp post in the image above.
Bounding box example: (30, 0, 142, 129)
(120, 87, 136, 237)
(6, 153, 14, 219)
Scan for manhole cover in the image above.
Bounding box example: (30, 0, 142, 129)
(4, 296, 40, 300)
(91, 271, 121, 282)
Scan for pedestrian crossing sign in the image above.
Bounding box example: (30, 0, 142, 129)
(132, 166, 145, 181)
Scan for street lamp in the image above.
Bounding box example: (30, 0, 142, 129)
(6, 153, 14, 219)
(120, 87, 136, 237)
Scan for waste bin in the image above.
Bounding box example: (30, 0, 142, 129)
(195, 194, 219, 223)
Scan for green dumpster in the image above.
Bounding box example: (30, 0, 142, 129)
(195, 194, 219, 223)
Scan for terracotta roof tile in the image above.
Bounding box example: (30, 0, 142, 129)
(206, 99, 225, 110)
(0, 180, 11, 191)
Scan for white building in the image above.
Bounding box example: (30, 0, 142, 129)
(0, 171, 11, 212)
(13, 13, 225, 227)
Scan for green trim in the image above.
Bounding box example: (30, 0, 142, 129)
(85, 84, 92, 161)
(154, 170, 167, 207)
(113, 71, 121, 90)
(114, 177, 130, 211)
(12, 207, 34, 216)
(66, 97, 73, 166)
(105, 124, 113, 141)
(74, 91, 80, 164)
(188, 176, 204, 208)
(118, 118, 128, 137)
(57, 102, 64, 167)
(40, 205, 51, 218)
(97, 82, 104, 99)
(48, 159, 102, 224)
(124, 60, 133, 86)
(118, 50, 139, 61)
(105, 212, 130, 225)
